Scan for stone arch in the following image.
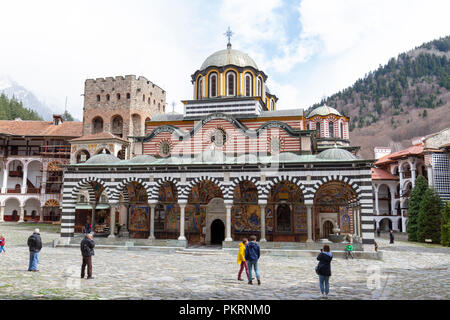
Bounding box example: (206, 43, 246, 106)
(75, 149, 91, 163)
(262, 175, 306, 202)
(2, 196, 23, 207)
(151, 177, 179, 202)
(112, 177, 152, 203)
(229, 176, 261, 201)
(92, 116, 104, 134)
(71, 177, 112, 203)
(111, 114, 124, 137)
(311, 175, 362, 199)
(181, 176, 225, 201)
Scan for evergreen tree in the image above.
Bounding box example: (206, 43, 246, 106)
(417, 187, 443, 243)
(62, 110, 75, 121)
(407, 175, 429, 241)
(441, 201, 450, 247)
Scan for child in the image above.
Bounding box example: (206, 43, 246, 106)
(345, 241, 354, 259)
(245, 235, 261, 285)
(0, 234, 5, 253)
(237, 238, 249, 281)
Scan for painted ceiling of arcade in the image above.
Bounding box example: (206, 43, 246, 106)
(314, 181, 357, 206)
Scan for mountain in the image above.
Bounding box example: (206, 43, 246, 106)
(0, 75, 63, 121)
(307, 36, 450, 159)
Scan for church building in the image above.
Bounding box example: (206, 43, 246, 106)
(60, 37, 376, 251)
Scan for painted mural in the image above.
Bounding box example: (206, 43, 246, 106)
(127, 182, 148, 203)
(129, 206, 149, 232)
(232, 181, 260, 233)
(158, 181, 178, 203)
(188, 180, 223, 204)
(339, 206, 352, 234)
(314, 181, 356, 206)
(165, 204, 180, 231)
(268, 181, 304, 204)
(232, 205, 260, 233)
(294, 204, 307, 233)
(185, 204, 206, 232)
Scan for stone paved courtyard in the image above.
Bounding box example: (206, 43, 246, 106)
(0, 223, 449, 300)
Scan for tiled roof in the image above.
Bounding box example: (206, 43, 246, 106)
(371, 168, 399, 180)
(0, 120, 82, 137)
(69, 131, 128, 143)
(375, 144, 424, 165)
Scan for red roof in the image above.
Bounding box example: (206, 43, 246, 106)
(0, 120, 82, 137)
(371, 167, 399, 180)
(375, 144, 424, 166)
(70, 131, 128, 143)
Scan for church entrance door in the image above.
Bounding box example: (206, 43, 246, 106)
(210, 219, 225, 245)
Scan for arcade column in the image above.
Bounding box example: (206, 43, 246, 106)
(259, 203, 266, 242)
(148, 203, 155, 240)
(225, 203, 233, 242)
(306, 203, 313, 243)
(178, 202, 187, 241)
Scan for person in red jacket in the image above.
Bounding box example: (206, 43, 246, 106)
(0, 234, 5, 253)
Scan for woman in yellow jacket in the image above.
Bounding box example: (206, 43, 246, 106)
(237, 238, 249, 281)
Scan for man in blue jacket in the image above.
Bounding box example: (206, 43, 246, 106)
(245, 235, 261, 285)
(27, 228, 42, 272)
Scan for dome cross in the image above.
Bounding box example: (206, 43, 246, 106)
(224, 27, 234, 49)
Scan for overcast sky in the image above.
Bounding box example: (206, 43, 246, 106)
(0, 0, 449, 119)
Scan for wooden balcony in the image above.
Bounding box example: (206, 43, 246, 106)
(27, 187, 41, 194)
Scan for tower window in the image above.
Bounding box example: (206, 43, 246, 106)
(340, 122, 344, 138)
(329, 121, 334, 138)
(245, 74, 252, 97)
(106, 94, 110, 101)
(197, 77, 203, 99)
(257, 78, 262, 97)
(126, 93, 130, 99)
(227, 72, 236, 96)
(209, 74, 217, 97)
(96, 95, 100, 102)
(92, 116, 104, 134)
(117, 93, 121, 100)
(316, 122, 321, 137)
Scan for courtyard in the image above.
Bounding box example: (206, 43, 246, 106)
(0, 222, 448, 300)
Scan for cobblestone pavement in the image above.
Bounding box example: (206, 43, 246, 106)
(0, 223, 449, 300)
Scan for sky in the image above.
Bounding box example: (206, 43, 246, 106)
(0, 0, 449, 120)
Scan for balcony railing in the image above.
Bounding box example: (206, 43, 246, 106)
(7, 188, 21, 194)
(9, 171, 23, 178)
(27, 187, 41, 194)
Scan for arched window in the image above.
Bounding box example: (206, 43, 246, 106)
(245, 73, 253, 97)
(257, 78, 262, 97)
(316, 122, 321, 137)
(111, 115, 123, 137)
(340, 122, 344, 138)
(227, 72, 236, 96)
(126, 93, 130, 99)
(197, 77, 203, 99)
(92, 116, 103, 134)
(96, 95, 100, 102)
(117, 93, 121, 100)
(143, 94, 145, 102)
(329, 121, 334, 138)
(209, 73, 217, 97)
(106, 94, 110, 101)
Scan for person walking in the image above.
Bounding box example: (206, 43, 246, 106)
(245, 235, 261, 285)
(80, 233, 95, 279)
(84, 222, 92, 234)
(0, 234, 5, 253)
(345, 241, 354, 259)
(27, 228, 42, 272)
(237, 238, 249, 281)
(316, 245, 333, 298)
(389, 230, 394, 244)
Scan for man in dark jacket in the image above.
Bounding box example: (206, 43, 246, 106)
(27, 228, 42, 272)
(316, 245, 333, 298)
(80, 233, 95, 279)
(245, 235, 261, 285)
(389, 230, 394, 244)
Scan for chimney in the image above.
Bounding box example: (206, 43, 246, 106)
(53, 114, 63, 126)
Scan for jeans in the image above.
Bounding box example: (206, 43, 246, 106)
(247, 260, 260, 281)
(28, 252, 39, 271)
(238, 261, 249, 280)
(345, 250, 354, 259)
(0, 246, 5, 253)
(319, 275, 330, 294)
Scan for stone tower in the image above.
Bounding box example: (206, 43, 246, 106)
(82, 75, 166, 138)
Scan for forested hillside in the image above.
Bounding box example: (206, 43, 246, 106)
(0, 93, 42, 120)
(307, 36, 450, 158)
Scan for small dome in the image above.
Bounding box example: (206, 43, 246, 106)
(317, 148, 357, 161)
(200, 48, 258, 70)
(85, 153, 120, 164)
(127, 155, 156, 164)
(308, 105, 342, 118)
